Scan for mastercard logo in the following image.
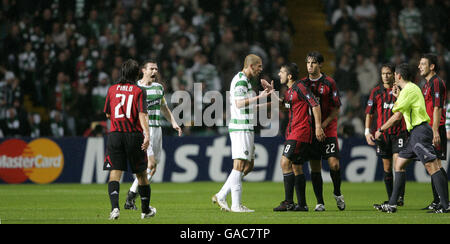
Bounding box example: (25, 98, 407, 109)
(0, 138, 64, 184)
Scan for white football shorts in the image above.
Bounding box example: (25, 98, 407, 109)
(147, 126, 162, 164)
(230, 131, 255, 161)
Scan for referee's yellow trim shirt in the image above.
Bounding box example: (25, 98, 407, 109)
(393, 82, 430, 132)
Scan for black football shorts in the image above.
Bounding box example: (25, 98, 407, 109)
(376, 131, 408, 159)
(282, 140, 311, 165)
(309, 137, 340, 161)
(104, 132, 148, 174)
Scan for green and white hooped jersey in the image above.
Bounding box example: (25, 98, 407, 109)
(138, 80, 164, 127)
(229, 72, 254, 132)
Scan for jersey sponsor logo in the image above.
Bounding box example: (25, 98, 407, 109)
(148, 99, 161, 107)
(0, 138, 64, 184)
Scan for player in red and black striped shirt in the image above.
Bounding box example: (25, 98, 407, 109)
(269, 63, 325, 212)
(103, 59, 155, 220)
(419, 53, 449, 210)
(301, 51, 345, 211)
(365, 63, 407, 206)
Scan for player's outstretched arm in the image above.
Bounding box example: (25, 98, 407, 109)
(375, 111, 402, 140)
(235, 88, 273, 109)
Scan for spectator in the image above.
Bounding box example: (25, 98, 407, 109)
(186, 52, 221, 92)
(5, 107, 21, 137)
(29, 113, 42, 138)
(334, 54, 358, 93)
(91, 72, 110, 121)
(334, 23, 359, 50)
(18, 42, 37, 98)
(171, 66, 192, 93)
(49, 109, 64, 137)
(421, 0, 445, 33)
(354, 0, 377, 29)
(173, 35, 201, 61)
(331, 0, 354, 26)
(398, 0, 422, 44)
(355, 54, 378, 101)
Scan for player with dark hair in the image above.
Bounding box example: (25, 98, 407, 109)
(375, 63, 449, 213)
(418, 53, 449, 210)
(365, 63, 407, 207)
(124, 60, 182, 210)
(270, 63, 325, 211)
(301, 51, 345, 211)
(103, 59, 155, 220)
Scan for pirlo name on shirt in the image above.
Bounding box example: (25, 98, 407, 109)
(116, 85, 134, 92)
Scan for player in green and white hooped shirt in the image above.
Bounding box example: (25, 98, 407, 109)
(125, 60, 182, 211)
(212, 54, 272, 212)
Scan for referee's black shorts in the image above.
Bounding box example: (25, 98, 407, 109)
(104, 132, 148, 174)
(399, 122, 437, 164)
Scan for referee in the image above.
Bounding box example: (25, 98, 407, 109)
(374, 63, 449, 213)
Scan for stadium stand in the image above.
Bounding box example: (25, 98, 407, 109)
(0, 0, 448, 139)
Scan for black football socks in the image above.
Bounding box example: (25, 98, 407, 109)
(389, 171, 405, 205)
(138, 184, 151, 214)
(108, 181, 120, 210)
(431, 168, 449, 205)
(384, 171, 393, 199)
(295, 174, 307, 207)
(330, 169, 342, 196)
(283, 172, 295, 203)
(311, 172, 324, 205)
(431, 170, 449, 209)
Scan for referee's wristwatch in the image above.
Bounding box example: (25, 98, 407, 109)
(378, 128, 384, 133)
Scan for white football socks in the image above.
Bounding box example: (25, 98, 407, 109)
(230, 170, 244, 210)
(217, 169, 244, 209)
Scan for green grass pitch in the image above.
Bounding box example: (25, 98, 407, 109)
(0, 182, 449, 224)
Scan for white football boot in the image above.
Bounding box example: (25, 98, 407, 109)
(212, 194, 231, 212)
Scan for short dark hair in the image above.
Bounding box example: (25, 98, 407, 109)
(306, 51, 324, 64)
(421, 53, 439, 73)
(395, 63, 413, 81)
(381, 63, 395, 73)
(141, 59, 158, 69)
(282, 63, 299, 80)
(119, 59, 140, 84)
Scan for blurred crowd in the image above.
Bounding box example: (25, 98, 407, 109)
(1, 0, 449, 139)
(0, 0, 293, 138)
(324, 0, 450, 138)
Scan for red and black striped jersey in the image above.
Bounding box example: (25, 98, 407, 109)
(301, 74, 341, 137)
(422, 74, 447, 127)
(283, 81, 319, 143)
(104, 83, 148, 133)
(365, 84, 407, 135)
